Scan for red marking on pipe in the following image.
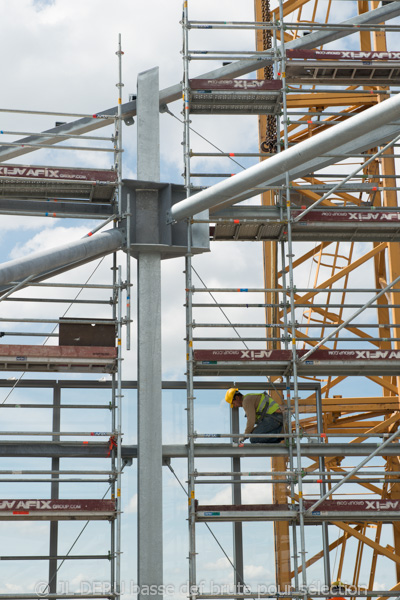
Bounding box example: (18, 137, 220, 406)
(88, 232, 93, 237)
(82, 441, 89, 445)
(234, 219, 240, 224)
(229, 153, 235, 157)
(13, 511, 29, 515)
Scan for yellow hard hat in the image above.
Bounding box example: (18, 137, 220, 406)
(331, 581, 346, 592)
(225, 388, 239, 405)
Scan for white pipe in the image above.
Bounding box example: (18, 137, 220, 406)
(169, 93, 400, 222)
(0, 229, 124, 287)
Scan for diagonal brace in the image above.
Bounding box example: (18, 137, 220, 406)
(293, 133, 400, 223)
(298, 270, 400, 364)
(305, 425, 400, 515)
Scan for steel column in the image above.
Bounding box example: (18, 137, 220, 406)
(136, 67, 163, 600)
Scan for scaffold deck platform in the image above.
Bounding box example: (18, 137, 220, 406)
(210, 208, 400, 242)
(189, 79, 282, 114)
(193, 349, 400, 376)
(0, 165, 117, 202)
(0, 499, 116, 520)
(286, 49, 400, 85)
(195, 499, 400, 523)
(0, 345, 117, 373)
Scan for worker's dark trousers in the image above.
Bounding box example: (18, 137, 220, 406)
(250, 413, 283, 443)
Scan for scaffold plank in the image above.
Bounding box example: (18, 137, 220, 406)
(189, 79, 282, 115)
(193, 349, 400, 376)
(0, 499, 115, 520)
(0, 165, 117, 202)
(0, 345, 117, 373)
(210, 209, 400, 242)
(286, 50, 400, 85)
(195, 500, 400, 523)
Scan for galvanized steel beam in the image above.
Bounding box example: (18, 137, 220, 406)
(0, 228, 124, 289)
(169, 93, 400, 221)
(136, 67, 163, 600)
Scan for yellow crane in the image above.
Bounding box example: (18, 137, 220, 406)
(255, 0, 400, 589)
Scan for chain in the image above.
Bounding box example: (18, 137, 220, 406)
(260, 0, 277, 154)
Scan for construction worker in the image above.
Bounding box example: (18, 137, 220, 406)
(330, 580, 347, 600)
(225, 388, 283, 444)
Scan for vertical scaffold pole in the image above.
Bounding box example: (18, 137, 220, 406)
(111, 249, 118, 594)
(278, 0, 308, 593)
(316, 385, 331, 585)
(116, 266, 123, 596)
(48, 383, 60, 594)
(115, 34, 124, 217)
(182, 3, 197, 598)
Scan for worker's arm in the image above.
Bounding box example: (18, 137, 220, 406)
(242, 395, 256, 435)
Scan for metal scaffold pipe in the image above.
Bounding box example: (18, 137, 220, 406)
(0, 229, 124, 287)
(169, 92, 400, 222)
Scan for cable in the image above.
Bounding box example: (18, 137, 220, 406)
(191, 265, 249, 350)
(164, 107, 247, 171)
(167, 461, 255, 599)
(41, 462, 126, 595)
(190, 266, 287, 402)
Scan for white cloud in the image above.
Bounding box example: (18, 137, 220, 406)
(9, 224, 95, 259)
(207, 483, 273, 505)
(125, 493, 137, 514)
(203, 556, 232, 572)
(244, 564, 269, 579)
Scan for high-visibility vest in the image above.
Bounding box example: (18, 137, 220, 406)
(246, 393, 280, 422)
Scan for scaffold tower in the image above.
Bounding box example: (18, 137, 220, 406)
(181, 0, 400, 597)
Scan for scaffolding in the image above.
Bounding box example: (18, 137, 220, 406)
(182, 0, 400, 597)
(0, 42, 127, 598)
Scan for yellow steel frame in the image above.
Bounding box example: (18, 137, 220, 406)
(256, 0, 400, 590)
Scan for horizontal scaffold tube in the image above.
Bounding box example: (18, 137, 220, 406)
(0, 229, 124, 287)
(169, 92, 400, 221)
(0, 4, 399, 163)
